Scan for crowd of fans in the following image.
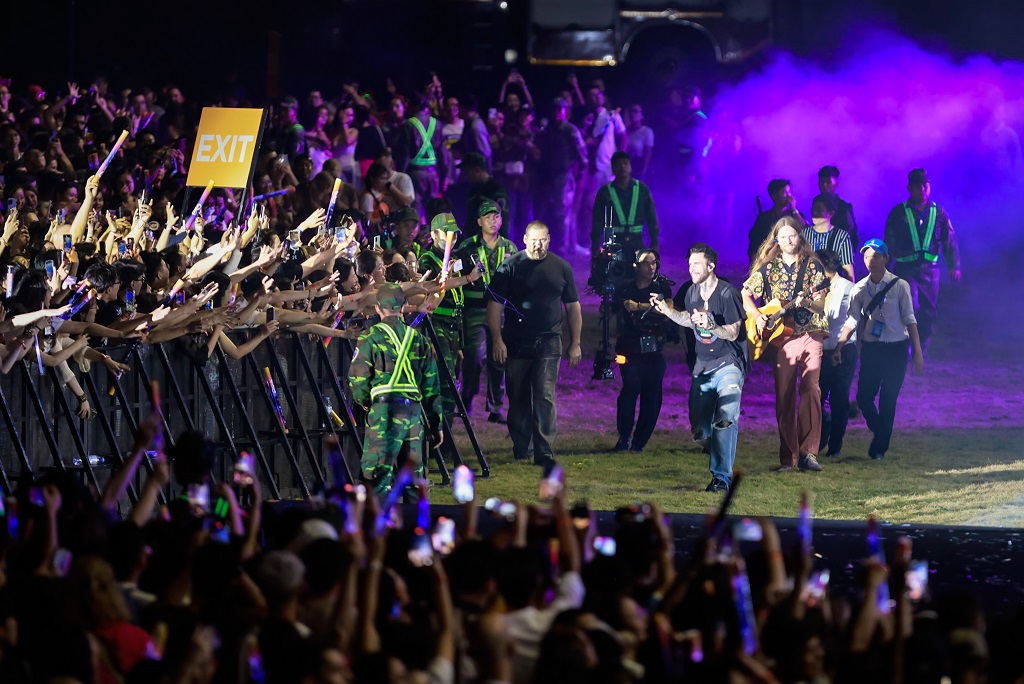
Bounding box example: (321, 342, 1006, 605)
(0, 75, 1015, 684)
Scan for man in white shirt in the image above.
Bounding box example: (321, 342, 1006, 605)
(815, 248, 856, 458)
(833, 239, 924, 460)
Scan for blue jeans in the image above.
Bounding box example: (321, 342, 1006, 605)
(689, 363, 745, 484)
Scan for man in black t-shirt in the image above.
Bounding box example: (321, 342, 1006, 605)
(652, 243, 747, 493)
(488, 221, 582, 465)
(612, 249, 673, 453)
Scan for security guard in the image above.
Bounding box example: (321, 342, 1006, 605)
(883, 168, 961, 356)
(350, 283, 442, 494)
(612, 249, 674, 453)
(396, 95, 448, 204)
(419, 212, 469, 417)
(459, 199, 518, 422)
(591, 151, 659, 257)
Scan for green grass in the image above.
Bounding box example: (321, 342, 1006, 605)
(453, 426, 1024, 526)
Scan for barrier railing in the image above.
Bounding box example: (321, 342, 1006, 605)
(0, 329, 488, 511)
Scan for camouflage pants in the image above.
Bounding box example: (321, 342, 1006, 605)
(361, 401, 425, 495)
(431, 314, 462, 417)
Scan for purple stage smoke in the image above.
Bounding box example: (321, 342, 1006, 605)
(699, 28, 1024, 271)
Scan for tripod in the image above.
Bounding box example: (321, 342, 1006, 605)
(592, 206, 618, 380)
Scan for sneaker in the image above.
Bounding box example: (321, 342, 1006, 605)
(705, 478, 729, 493)
(774, 465, 794, 473)
(630, 445, 644, 454)
(487, 412, 507, 424)
(799, 454, 823, 472)
(614, 438, 630, 452)
(825, 450, 841, 459)
(869, 451, 885, 460)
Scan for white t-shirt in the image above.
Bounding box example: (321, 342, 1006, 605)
(505, 571, 585, 684)
(626, 125, 654, 162)
(591, 108, 626, 181)
(389, 171, 416, 202)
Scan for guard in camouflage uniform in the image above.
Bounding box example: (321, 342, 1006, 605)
(350, 283, 443, 494)
(419, 212, 467, 417)
(459, 199, 517, 422)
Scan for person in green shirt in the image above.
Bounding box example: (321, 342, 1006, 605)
(349, 283, 442, 495)
(459, 199, 518, 422)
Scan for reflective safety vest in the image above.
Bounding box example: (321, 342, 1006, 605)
(408, 117, 437, 167)
(897, 203, 939, 264)
(465, 240, 507, 301)
(607, 181, 643, 234)
(369, 323, 421, 400)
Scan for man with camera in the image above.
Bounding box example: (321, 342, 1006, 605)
(613, 249, 673, 453)
(590, 151, 659, 258)
(651, 243, 747, 493)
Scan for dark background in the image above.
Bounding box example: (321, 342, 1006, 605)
(4, 0, 1024, 105)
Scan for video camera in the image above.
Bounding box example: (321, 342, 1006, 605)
(588, 241, 633, 292)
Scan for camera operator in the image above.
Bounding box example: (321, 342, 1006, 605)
(590, 151, 659, 257)
(613, 249, 674, 453)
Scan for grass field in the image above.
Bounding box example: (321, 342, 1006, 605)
(446, 255, 1024, 527)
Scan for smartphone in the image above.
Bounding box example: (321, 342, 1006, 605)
(57, 208, 67, 224)
(44, 260, 55, 280)
(125, 290, 135, 311)
(538, 462, 563, 502)
(63, 234, 73, 253)
(805, 569, 830, 603)
(469, 252, 484, 271)
(906, 560, 929, 601)
(175, 290, 185, 306)
(431, 516, 456, 556)
(4, 265, 14, 296)
(372, 235, 381, 251)
(187, 483, 210, 514)
(288, 229, 300, 243)
(234, 454, 256, 485)
(118, 241, 126, 257)
(28, 486, 45, 508)
(335, 226, 344, 242)
(733, 518, 763, 542)
(206, 497, 231, 544)
(593, 536, 617, 556)
(7, 198, 16, 212)
(453, 465, 474, 504)
(408, 529, 434, 567)
(266, 306, 276, 322)
(282, 239, 292, 254)
(483, 497, 516, 521)
(126, 237, 134, 251)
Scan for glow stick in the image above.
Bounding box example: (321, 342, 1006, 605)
(151, 380, 164, 454)
(440, 230, 456, 282)
(33, 335, 44, 375)
(182, 180, 216, 233)
(60, 290, 94, 320)
(324, 178, 342, 230)
(263, 367, 288, 434)
(96, 130, 129, 178)
(798, 491, 813, 557)
(323, 308, 346, 348)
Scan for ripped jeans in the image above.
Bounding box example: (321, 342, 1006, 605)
(689, 363, 745, 485)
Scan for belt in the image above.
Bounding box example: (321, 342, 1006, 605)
(372, 396, 420, 405)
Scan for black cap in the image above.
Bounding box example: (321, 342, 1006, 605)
(908, 168, 929, 185)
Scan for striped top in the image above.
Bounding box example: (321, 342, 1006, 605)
(802, 225, 853, 265)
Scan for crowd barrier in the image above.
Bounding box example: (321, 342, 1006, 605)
(0, 325, 488, 513)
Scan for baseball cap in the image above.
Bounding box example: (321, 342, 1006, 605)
(375, 282, 406, 310)
(392, 206, 419, 224)
(457, 152, 487, 171)
(429, 212, 459, 233)
(860, 238, 889, 255)
(908, 168, 929, 185)
(477, 199, 500, 217)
